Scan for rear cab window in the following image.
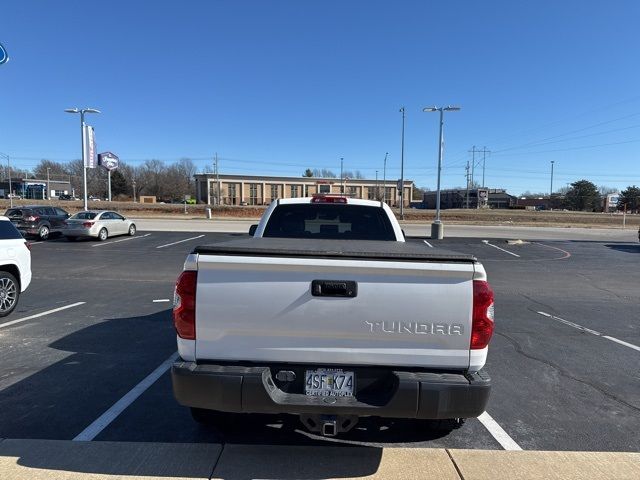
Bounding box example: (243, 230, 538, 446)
(262, 203, 396, 240)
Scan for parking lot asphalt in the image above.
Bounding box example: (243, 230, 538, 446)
(0, 230, 638, 452)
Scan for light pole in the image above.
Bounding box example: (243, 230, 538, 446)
(399, 107, 406, 219)
(550, 161, 555, 197)
(65, 107, 100, 210)
(383, 152, 388, 203)
(340, 157, 344, 193)
(0, 152, 11, 207)
(423, 105, 461, 239)
(46, 167, 50, 200)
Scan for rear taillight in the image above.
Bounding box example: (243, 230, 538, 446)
(25, 215, 39, 222)
(173, 271, 197, 340)
(82, 221, 94, 228)
(471, 280, 495, 349)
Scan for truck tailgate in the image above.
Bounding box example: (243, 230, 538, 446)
(194, 251, 475, 369)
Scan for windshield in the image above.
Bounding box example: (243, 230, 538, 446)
(263, 204, 396, 240)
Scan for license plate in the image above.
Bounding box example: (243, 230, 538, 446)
(305, 369, 354, 397)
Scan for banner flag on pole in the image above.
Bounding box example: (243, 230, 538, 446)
(84, 125, 97, 168)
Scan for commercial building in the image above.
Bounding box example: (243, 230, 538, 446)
(422, 188, 516, 209)
(193, 174, 415, 207)
(0, 177, 73, 200)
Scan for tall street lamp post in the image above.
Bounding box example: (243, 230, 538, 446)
(65, 108, 100, 210)
(382, 152, 388, 203)
(399, 107, 406, 219)
(423, 105, 461, 239)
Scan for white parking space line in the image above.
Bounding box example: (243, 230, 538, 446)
(92, 233, 151, 247)
(602, 336, 640, 352)
(0, 302, 86, 329)
(152, 299, 171, 303)
(478, 411, 523, 451)
(423, 240, 434, 248)
(537, 311, 640, 352)
(481, 240, 520, 257)
(156, 235, 205, 249)
(73, 351, 179, 441)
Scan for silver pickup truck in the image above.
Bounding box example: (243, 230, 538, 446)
(171, 195, 494, 436)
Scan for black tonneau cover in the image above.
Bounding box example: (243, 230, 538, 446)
(193, 237, 476, 263)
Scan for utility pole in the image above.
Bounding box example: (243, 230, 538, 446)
(550, 160, 555, 197)
(480, 146, 490, 188)
(382, 152, 388, 203)
(0, 153, 12, 207)
(46, 168, 50, 200)
(375, 170, 379, 200)
(465, 161, 470, 209)
(469, 146, 477, 187)
(132, 180, 137, 203)
(340, 157, 344, 193)
(399, 107, 406, 219)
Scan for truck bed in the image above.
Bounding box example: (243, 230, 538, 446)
(193, 237, 477, 263)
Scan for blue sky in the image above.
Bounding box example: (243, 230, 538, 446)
(1, 0, 639, 194)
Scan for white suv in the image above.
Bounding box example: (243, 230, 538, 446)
(0, 216, 31, 317)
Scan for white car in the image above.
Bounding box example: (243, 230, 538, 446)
(63, 210, 137, 241)
(0, 216, 32, 317)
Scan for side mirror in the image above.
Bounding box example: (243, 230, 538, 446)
(248, 224, 258, 236)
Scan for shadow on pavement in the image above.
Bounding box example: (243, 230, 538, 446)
(204, 413, 452, 446)
(0, 439, 389, 479)
(604, 243, 640, 253)
(0, 309, 176, 440)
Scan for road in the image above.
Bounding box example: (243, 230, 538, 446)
(133, 217, 639, 241)
(0, 228, 638, 452)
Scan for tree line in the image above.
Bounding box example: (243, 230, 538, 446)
(555, 180, 639, 212)
(20, 158, 198, 201)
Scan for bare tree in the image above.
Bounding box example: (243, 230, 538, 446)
(34, 160, 68, 180)
(313, 168, 337, 178)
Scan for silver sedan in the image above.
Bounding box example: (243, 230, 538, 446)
(63, 210, 137, 241)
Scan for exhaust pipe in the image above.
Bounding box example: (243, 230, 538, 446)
(322, 420, 337, 437)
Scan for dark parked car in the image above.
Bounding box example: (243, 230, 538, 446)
(4, 206, 71, 240)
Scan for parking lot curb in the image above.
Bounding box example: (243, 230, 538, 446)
(0, 439, 638, 479)
(448, 449, 640, 480)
